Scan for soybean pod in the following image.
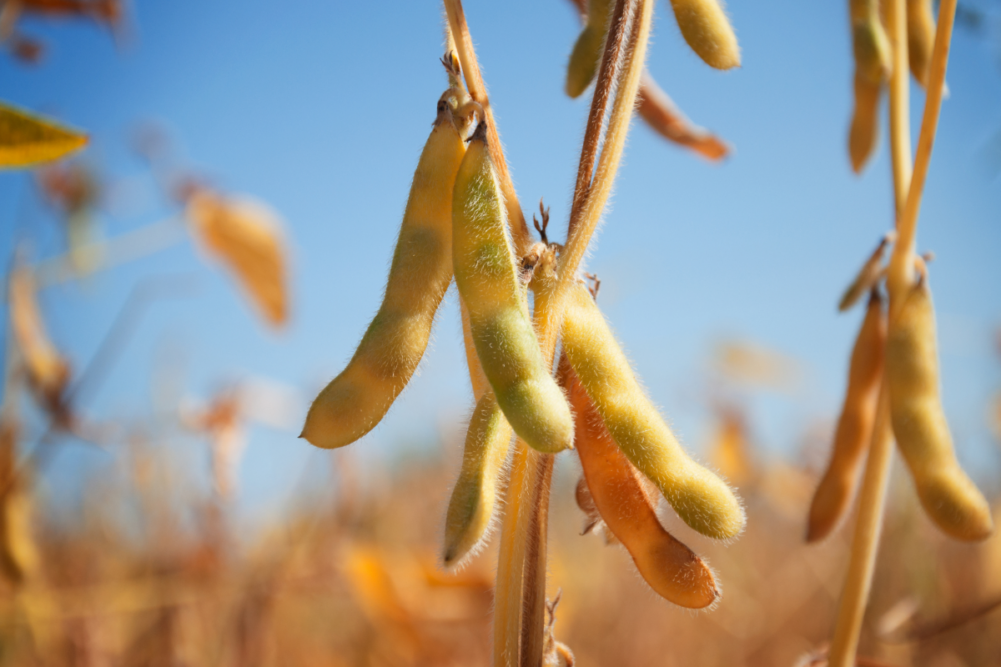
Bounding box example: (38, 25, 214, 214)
(451, 121, 574, 454)
(887, 273, 994, 541)
(564, 356, 719, 608)
(807, 290, 886, 542)
(443, 391, 513, 566)
(667, 0, 741, 71)
(906, 0, 936, 87)
(561, 281, 745, 540)
(849, 72, 883, 174)
(850, 0, 892, 84)
(566, 0, 613, 98)
(301, 92, 466, 450)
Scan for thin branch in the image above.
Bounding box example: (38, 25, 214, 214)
(887, 0, 912, 215)
(442, 0, 532, 256)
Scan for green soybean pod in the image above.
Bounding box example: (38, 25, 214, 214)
(561, 281, 745, 540)
(887, 274, 994, 541)
(668, 0, 741, 71)
(566, 0, 613, 98)
(451, 122, 574, 454)
(443, 391, 513, 566)
(300, 93, 466, 449)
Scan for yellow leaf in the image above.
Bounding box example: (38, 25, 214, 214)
(8, 266, 71, 403)
(186, 189, 289, 327)
(0, 101, 88, 169)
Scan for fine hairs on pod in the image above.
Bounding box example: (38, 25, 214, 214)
(451, 121, 574, 455)
(301, 88, 466, 449)
(560, 280, 745, 540)
(886, 269, 994, 541)
(563, 355, 719, 608)
(807, 290, 886, 542)
(667, 0, 741, 70)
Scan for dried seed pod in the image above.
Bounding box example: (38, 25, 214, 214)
(667, 0, 741, 70)
(562, 281, 745, 539)
(807, 290, 887, 542)
(566, 0, 613, 98)
(8, 266, 71, 405)
(851, 18, 892, 85)
(838, 232, 894, 312)
(564, 357, 719, 607)
(887, 274, 994, 541)
(452, 121, 574, 454)
(849, 72, 883, 174)
(301, 93, 466, 449)
(906, 0, 936, 87)
(443, 392, 513, 567)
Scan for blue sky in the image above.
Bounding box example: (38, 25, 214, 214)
(2, 0, 999, 526)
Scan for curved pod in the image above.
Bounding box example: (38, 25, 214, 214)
(452, 123, 574, 454)
(887, 277, 994, 541)
(565, 358, 718, 608)
(443, 392, 514, 566)
(667, 0, 741, 70)
(807, 291, 886, 542)
(562, 282, 745, 540)
(301, 96, 466, 449)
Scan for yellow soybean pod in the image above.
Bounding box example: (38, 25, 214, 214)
(850, 0, 892, 84)
(452, 122, 574, 454)
(443, 391, 513, 566)
(300, 93, 466, 449)
(887, 275, 994, 541)
(807, 290, 886, 542)
(907, 0, 936, 87)
(668, 0, 741, 71)
(562, 282, 745, 540)
(849, 72, 883, 174)
(565, 358, 719, 608)
(566, 0, 613, 98)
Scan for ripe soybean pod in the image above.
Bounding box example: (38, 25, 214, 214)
(807, 290, 887, 542)
(452, 121, 574, 454)
(849, 72, 883, 174)
(667, 0, 741, 71)
(887, 272, 994, 541)
(850, 0, 892, 84)
(906, 0, 936, 87)
(566, 0, 613, 98)
(443, 391, 513, 566)
(563, 356, 719, 608)
(300, 92, 466, 450)
(561, 281, 745, 540)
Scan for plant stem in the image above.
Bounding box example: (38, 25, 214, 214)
(828, 0, 958, 663)
(442, 0, 531, 256)
(827, 388, 894, 667)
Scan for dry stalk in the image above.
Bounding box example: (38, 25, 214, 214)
(828, 0, 958, 664)
(489, 1, 652, 665)
(442, 0, 532, 256)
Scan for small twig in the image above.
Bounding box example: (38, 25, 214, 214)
(533, 199, 550, 245)
(886, 0, 913, 215)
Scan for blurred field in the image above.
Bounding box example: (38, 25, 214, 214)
(0, 424, 998, 667)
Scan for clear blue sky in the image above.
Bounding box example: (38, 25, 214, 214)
(2, 0, 999, 526)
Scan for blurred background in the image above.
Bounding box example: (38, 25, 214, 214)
(0, 0, 999, 665)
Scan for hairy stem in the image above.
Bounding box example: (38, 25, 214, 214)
(442, 0, 532, 256)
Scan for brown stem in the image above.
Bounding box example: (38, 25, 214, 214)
(519, 453, 555, 667)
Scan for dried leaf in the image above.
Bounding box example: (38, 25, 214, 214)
(8, 266, 71, 404)
(186, 189, 289, 327)
(637, 72, 730, 161)
(0, 101, 87, 169)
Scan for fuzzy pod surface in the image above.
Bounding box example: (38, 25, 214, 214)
(667, 0, 741, 70)
(887, 277, 994, 541)
(301, 96, 466, 449)
(565, 358, 718, 608)
(443, 391, 513, 566)
(562, 281, 745, 540)
(451, 124, 574, 454)
(807, 291, 886, 542)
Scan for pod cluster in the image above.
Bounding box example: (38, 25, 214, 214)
(807, 241, 994, 543)
(302, 53, 746, 605)
(848, 0, 937, 172)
